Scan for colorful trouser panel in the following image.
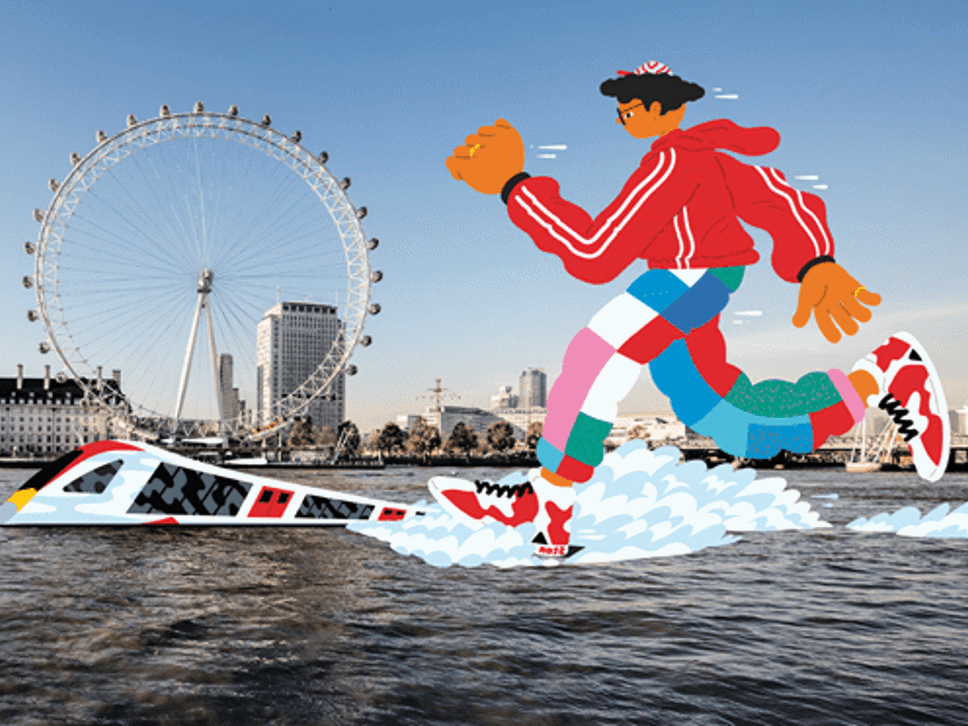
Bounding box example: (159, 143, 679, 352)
(536, 266, 864, 483)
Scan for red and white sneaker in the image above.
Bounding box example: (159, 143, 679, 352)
(851, 331, 950, 482)
(427, 469, 579, 557)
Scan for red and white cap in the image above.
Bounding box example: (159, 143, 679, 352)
(617, 60, 672, 76)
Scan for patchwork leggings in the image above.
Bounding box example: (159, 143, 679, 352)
(536, 266, 866, 483)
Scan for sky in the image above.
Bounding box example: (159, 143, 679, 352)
(1, 0, 966, 434)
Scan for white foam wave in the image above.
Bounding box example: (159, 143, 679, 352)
(847, 502, 968, 538)
(348, 442, 830, 568)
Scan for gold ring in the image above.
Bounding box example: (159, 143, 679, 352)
(853, 285, 865, 298)
(469, 144, 481, 157)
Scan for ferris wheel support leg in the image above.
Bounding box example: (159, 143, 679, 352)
(175, 292, 205, 421)
(204, 296, 225, 437)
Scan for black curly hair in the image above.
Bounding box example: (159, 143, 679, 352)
(600, 73, 705, 115)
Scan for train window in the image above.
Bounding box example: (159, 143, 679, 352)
(295, 494, 373, 520)
(128, 464, 251, 517)
(63, 460, 122, 494)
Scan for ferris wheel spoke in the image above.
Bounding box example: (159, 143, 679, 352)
(227, 171, 314, 255)
(225, 208, 343, 272)
(82, 184, 193, 269)
(100, 160, 196, 266)
(67, 290, 189, 356)
(128, 151, 195, 255)
(142, 147, 212, 266)
(65, 214, 193, 278)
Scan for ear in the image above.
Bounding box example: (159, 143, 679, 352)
(648, 101, 663, 117)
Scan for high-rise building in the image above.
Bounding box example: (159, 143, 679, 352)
(519, 368, 547, 409)
(217, 354, 242, 422)
(256, 302, 345, 432)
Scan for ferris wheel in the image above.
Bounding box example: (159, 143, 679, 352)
(23, 102, 382, 440)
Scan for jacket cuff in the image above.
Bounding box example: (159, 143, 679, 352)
(501, 172, 531, 204)
(797, 255, 836, 283)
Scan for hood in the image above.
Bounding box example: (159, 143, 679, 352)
(651, 119, 780, 157)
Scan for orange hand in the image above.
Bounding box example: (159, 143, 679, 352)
(444, 118, 525, 195)
(792, 261, 882, 343)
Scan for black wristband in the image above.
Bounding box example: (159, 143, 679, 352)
(797, 255, 836, 283)
(501, 172, 531, 204)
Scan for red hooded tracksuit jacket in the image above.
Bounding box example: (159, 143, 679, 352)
(506, 119, 833, 284)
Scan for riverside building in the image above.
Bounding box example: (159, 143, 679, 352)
(256, 302, 345, 432)
(0, 364, 124, 456)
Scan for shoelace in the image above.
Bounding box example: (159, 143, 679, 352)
(879, 393, 919, 442)
(473, 479, 533, 498)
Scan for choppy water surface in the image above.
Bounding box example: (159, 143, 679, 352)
(1, 463, 966, 725)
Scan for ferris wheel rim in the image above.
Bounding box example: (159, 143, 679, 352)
(31, 106, 374, 434)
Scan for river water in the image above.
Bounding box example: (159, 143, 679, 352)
(1, 463, 966, 725)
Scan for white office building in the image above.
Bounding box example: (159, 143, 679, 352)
(256, 302, 345, 432)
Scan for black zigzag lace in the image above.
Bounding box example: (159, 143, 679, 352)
(879, 394, 919, 441)
(473, 479, 533, 498)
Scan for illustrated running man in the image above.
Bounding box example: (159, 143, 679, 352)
(434, 61, 950, 557)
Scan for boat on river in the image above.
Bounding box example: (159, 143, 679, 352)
(846, 412, 898, 473)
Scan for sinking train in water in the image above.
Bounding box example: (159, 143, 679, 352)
(1, 440, 425, 527)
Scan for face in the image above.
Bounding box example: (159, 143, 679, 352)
(616, 99, 685, 139)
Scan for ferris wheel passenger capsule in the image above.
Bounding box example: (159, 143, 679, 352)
(346, 365, 358, 376)
(360, 335, 372, 347)
(126, 114, 138, 128)
(370, 270, 383, 283)
(38, 342, 50, 354)
(291, 130, 302, 143)
(228, 104, 239, 117)
(96, 130, 108, 144)
(55, 370, 67, 384)
(26, 310, 38, 322)
(160, 104, 171, 117)
(48, 178, 59, 192)
(70, 151, 82, 166)
(368, 303, 381, 315)
(261, 114, 271, 127)
(194, 101, 205, 113)
(356, 206, 367, 219)
(24, 241, 35, 255)
(318, 151, 329, 164)
(22, 275, 34, 288)
(339, 177, 351, 190)
(33, 209, 44, 223)
(367, 238, 379, 250)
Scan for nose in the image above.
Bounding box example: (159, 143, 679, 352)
(1, 488, 36, 524)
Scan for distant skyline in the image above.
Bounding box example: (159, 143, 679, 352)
(2, 1, 966, 433)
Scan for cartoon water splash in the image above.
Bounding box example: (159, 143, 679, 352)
(347, 441, 830, 568)
(847, 502, 968, 538)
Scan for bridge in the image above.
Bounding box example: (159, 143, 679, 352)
(677, 434, 968, 471)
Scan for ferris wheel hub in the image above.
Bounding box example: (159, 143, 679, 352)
(197, 268, 214, 293)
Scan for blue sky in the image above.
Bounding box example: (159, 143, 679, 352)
(1, 0, 966, 433)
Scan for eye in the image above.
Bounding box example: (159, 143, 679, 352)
(623, 110, 634, 120)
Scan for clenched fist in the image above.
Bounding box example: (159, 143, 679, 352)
(445, 119, 525, 195)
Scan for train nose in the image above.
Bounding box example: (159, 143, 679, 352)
(1, 489, 38, 524)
